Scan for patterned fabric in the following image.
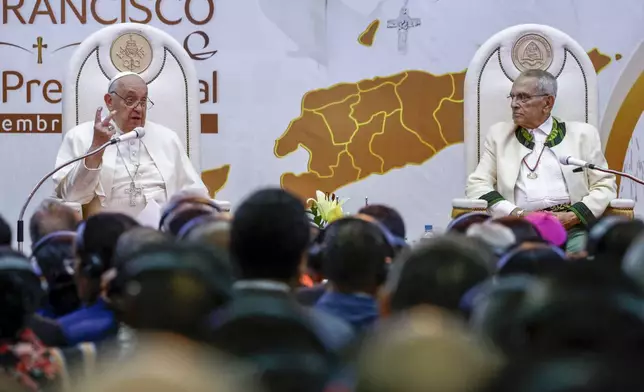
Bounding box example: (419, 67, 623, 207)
(515, 118, 566, 150)
(480, 191, 505, 207)
(0, 329, 60, 391)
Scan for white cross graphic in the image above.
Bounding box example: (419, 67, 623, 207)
(387, 2, 421, 54)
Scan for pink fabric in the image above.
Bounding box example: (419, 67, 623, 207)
(524, 212, 567, 247)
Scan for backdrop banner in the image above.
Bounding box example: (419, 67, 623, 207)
(1, 0, 642, 244)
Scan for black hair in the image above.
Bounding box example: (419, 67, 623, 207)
(0, 215, 11, 246)
(231, 188, 310, 282)
(323, 219, 390, 293)
(33, 240, 80, 317)
(116, 243, 235, 341)
(76, 213, 140, 278)
(0, 274, 28, 340)
(391, 235, 492, 315)
(358, 204, 406, 240)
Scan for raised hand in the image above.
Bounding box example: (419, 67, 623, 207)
(91, 107, 116, 149)
(85, 107, 116, 169)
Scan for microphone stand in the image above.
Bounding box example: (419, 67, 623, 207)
(583, 166, 644, 186)
(17, 140, 112, 253)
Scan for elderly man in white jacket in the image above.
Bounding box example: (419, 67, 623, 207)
(466, 69, 617, 252)
(53, 72, 209, 218)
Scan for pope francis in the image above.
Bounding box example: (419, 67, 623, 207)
(53, 72, 209, 217)
(466, 69, 617, 252)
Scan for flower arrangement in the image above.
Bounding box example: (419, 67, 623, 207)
(307, 190, 348, 229)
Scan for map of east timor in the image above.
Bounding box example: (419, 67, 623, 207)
(273, 45, 613, 200)
(274, 70, 466, 199)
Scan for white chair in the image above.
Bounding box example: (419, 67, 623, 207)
(60, 23, 230, 214)
(452, 24, 633, 219)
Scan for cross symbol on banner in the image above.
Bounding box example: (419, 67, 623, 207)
(387, 7, 421, 54)
(33, 37, 47, 64)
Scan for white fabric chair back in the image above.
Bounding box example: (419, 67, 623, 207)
(464, 24, 599, 175)
(62, 23, 202, 172)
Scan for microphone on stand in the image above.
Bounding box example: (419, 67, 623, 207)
(558, 155, 597, 169)
(16, 127, 146, 252)
(558, 155, 644, 186)
(109, 127, 146, 144)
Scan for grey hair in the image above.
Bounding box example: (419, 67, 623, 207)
(518, 69, 558, 97)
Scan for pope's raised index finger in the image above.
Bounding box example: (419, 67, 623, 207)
(94, 107, 103, 124)
(101, 110, 117, 127)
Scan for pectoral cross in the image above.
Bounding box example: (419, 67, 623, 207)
(387, 5, 421, 54)
(125, 181, 142, 207)
(33, 37, 47, 64)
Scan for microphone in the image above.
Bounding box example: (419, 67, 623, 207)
(109, 127, 145, 144)
(558, 155, 596, 169)
(557, 155, 644, 188)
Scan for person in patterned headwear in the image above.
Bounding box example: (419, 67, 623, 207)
(0, 250, 62, 391)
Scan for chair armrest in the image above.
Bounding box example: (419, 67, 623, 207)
(604, 199, 635, 220)
(610, 199, 635, 209)
(213, 200, 231, 212)
(452, 198, 488, 219)
(452, 198, 488, 209)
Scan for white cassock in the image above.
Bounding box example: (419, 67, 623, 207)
(52, 120, 209, 218)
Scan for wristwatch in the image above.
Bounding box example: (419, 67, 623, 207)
(515, 209, 526, 218)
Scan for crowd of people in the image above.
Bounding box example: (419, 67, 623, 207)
(1, 188, 644, 391)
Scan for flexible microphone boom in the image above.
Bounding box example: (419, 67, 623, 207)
(16, 127, 146, 252)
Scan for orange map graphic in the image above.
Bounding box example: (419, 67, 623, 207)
(275, 42, 612, 200)
(202, 164, 230, 198)
(358, 20, 380, 47)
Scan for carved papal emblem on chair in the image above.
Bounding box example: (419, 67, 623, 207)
(451, 24, 634, 219)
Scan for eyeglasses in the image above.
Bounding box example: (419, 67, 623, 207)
(110, 92, 154, 110)
(507, 93, 550, 103)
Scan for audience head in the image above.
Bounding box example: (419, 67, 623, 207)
(356, 307, 502, 392)
(0, 249, 43, 339)
(466, 275, 539, 355)
(31, 230, 80, 317)
(71, 337, 258, 392)
(586, 216, 644, 264)
(621, 232, 644, 290)
(112, 227, 171, 269)
(516, 262, 644, 359)
(524, 212, 567, 247)
(29, 199, 80, 244)
(484, 355, 644, 392)
(321, 215, 394, 295)
(231, 188, 310, 284)
(493, 216, 544, 246)
(496, 243, 567, 278)
(466, 220, 516, 256)
(74, 213, 139, 304)
(211, 293, 335, 392)
(180, 214, 232, 251)
(358, 205, 406, 247)
(158, 190, 221, 236)
(114, 243, 234, 341)
(510, 69, 557, 129)
(447, 211, 491, 234)
(0, 214, 11, 247)
(389, 235, 493, 316)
